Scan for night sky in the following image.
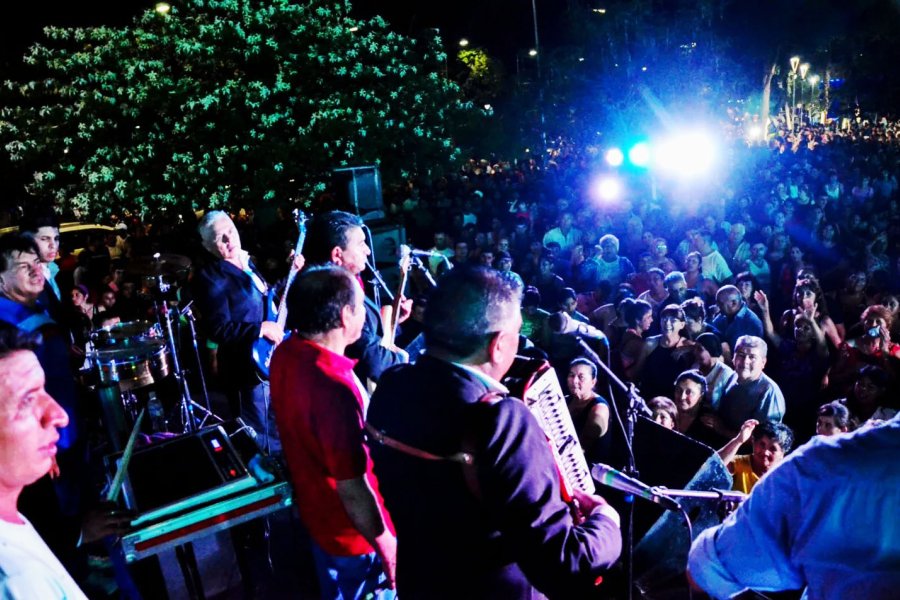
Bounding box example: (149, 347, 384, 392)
(1, 1, 555, 73)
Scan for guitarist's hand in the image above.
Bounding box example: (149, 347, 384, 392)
(260, 321, 285, 345)
(396, 296, 413, 324)
(289, 251, 305, 272)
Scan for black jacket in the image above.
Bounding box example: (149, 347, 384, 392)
(367, 355, 622, 599)
(192, 258, 267, 388)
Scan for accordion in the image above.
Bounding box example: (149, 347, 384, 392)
(504, 357, 594, 497)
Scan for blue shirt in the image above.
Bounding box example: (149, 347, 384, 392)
(689, 416, 900, 599)
(711, 303, 763, 350)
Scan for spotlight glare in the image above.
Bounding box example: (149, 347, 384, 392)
(605, 148, 624, 167)
(655, 131, 717, 178)
(592, 177, 622, 202)
(628, 143, 651, 167)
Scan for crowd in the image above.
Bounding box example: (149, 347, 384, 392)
(1, 115, 899, 599)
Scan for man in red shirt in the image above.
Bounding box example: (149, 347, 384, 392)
(270, 264, 396, 599)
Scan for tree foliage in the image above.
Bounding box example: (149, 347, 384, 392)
(0, 0, 473, 219)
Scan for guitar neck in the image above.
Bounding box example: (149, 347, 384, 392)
(274, 210, 307, 329)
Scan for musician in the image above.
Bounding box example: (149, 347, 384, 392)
(270, 264, 396, 599)
(304, 210, 409, 383)
(688, 414, 900, 598)
(18, 212, 63, 321)
(0, 329, 87, 599)
(0, 235, 79, 455)
(193, 210, 298, 452)
(367, 266, 622, 599)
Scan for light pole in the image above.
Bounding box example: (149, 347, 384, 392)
(789, 56, 800, 132)
(799, 63, 810, 127)
(528, 0, 547, 151)
(808, 74, 820, 124)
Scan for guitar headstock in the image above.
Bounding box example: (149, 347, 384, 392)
(398, 244, 412, 273)
(293, 209, 308, 234)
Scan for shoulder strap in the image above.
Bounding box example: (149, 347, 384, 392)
(365, 391, 507, 501)
(364, 422, 475, 466)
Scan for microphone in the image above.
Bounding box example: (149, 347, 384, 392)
(591, 463, 682, 512)
(548, 312, 607, 340)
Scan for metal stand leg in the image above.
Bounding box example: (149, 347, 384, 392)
(175, 543, 205, 600)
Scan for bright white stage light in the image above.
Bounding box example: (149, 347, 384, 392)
(605, 148, 624, 167)
(592, 176, 622, 202)
(748, 125, 762, 140)
(654, 131, 717, 178)
(628, 142, 651, 167)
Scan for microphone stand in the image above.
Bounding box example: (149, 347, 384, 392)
(575, 337, 649, 600)
(409, 255, 436, 287)
(179, 301, 220, 427)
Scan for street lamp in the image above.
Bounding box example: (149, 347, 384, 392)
(459, 38, 469, 48)
(154, 2, 171, 15)
(528, 49, 538, 57)
(789, 57, 801, 132)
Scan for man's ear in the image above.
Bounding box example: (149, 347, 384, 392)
(330, 246, 343, 266)
(486, 330, 514, 367)
(340, 303, 355, 330)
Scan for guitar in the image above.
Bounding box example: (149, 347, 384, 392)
(252, 209, 307, 379)
(382, 245, 412, 348)
(367, 246, 412, 393)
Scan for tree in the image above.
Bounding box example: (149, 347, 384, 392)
(0, 0, 473, 219)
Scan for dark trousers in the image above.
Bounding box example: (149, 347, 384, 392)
(229, 380, 281, 455)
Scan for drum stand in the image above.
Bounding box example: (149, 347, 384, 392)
(152, 275, 219, 434)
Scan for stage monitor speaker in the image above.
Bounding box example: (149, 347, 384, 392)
(333, 165, 384, 221)
(601, 416, 732, 590)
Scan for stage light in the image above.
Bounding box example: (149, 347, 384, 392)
(748, 125, 762, 140)
(654, 131, 717, 178)
(628, 142, 651, 167)
(605, 148, 624, 167)
(591, 176, 622, 202)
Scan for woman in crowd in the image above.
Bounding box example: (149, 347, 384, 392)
(756, 289, 831, 444)
(681, 297, 724, 343)
(735, 271, 764, 321)
(670, 369, 723, 448)
(616, 298, 653, 378)
(837, 271, 869, 327)
(631, 305, 694, 400)
(815, 401, 851, 437)
(779, 279, 843, 348)
(647, 396, 677, 430)
(842, 365, 899, 426)
(565, 358, 611, 463)
(828, 304, 900, 397)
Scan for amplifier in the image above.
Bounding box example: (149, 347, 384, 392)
(114, 425, 293, 562)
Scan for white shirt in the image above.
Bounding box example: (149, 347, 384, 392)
(689, 416, 900, 599)
(0, 514, 88, 599)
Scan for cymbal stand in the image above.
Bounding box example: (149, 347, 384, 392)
(154, 274, 197, 433)
(179, 301, 216, 428)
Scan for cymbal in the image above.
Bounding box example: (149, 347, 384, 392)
(125, 254, 192, 278)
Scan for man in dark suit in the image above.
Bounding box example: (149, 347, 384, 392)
(304, 211, 409, 383)
(193, 210, 288, 453)
(366, 267, 622, 599)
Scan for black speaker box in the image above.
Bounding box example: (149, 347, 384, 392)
(602, 416, 732, 590)
(332, 165, 383, 219)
